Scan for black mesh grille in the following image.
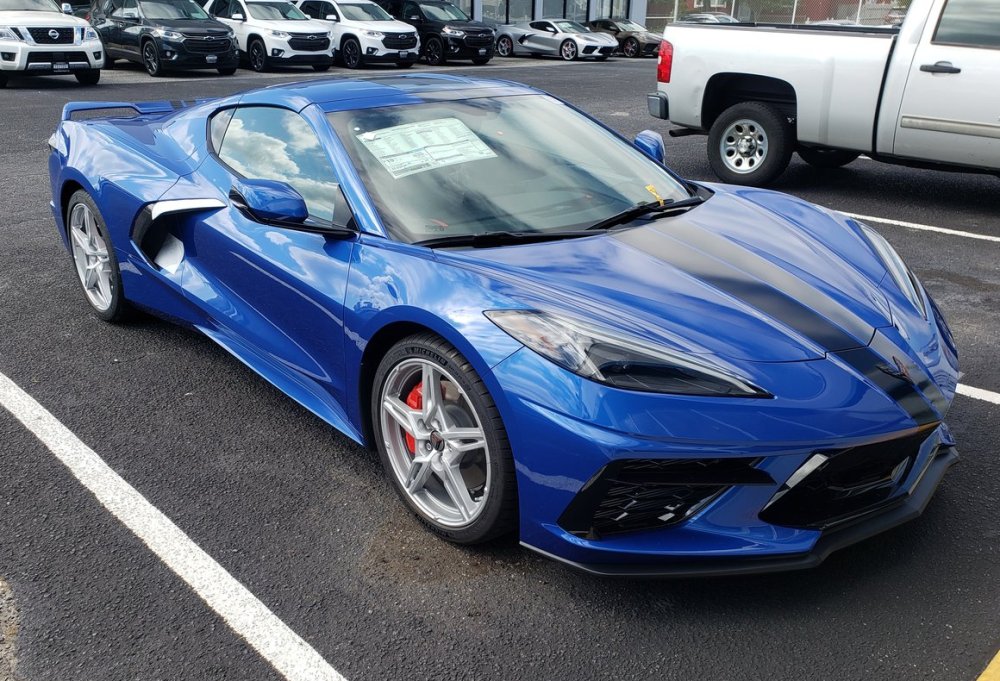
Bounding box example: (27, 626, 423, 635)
(381, 32, 417, 49)
(288, 35, 330, 51)
(463, 33, 492, 47)
(759, 429, 936, 531)
(28, 27, 75, 44)
(183, 37, 232, 53)
(559, 458, 772, 538)
(26, 51, 87, 63)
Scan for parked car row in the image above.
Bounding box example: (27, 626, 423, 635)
(1, 0, 656, 86)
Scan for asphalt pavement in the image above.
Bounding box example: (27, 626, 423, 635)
(0, 57, 998, 681)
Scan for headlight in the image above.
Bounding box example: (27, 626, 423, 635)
(859, 223, 927, 318)
(364, 30, 384, 37)
(485, 310, 769, 397)
(270, 30, 291, 39)
(0, 26, 21, 41)
(83, 27, 99, 41)
(153, 28, 184, 40)
(441, 26, 465, 37)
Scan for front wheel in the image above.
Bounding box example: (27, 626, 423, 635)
(142, 40, 163, 77)
(340, 37, 362, 69)
(622, 37, 639, 57)
(559, 39, 577, 61)
(248, 39, 268, 72)
(424, 36, 445, 66)
(707, 101, 794, 186)
(372, 334, 518, 544)
(797, 146, 860, 169)
(495, 35, 513, 57)
(74, 69, 101, 85)
(65, 190, 131, 322)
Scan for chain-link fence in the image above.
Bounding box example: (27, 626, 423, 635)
(645, 0, 911, 34)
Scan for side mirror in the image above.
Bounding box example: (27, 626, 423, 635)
(231, 11, 244, 20)
(325, 13, 338, 20)
(634, 129, 665, 164)
(230, 179, 308, 226)
(61, 2, 72, 13)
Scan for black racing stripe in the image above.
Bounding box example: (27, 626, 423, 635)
(614, 224, 943, 426)
(615, 225, 872, 352)
(869, 331, 950, 418)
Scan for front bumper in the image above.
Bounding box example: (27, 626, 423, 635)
(359, 32, 418, 62)
(268, 50, 333, 65)
(442, 34, 493, 60)
(264, 35, 334, 65)
(580, 43, 614, 57)
(0, 38, 103, 73)
(155, 37, 238, 70)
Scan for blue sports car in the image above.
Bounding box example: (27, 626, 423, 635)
(47, 75, 960, 576)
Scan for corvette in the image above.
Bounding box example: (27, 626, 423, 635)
(47, 75, 959, 576)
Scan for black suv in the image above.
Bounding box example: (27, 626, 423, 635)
(376, 0, 492, 65)
(91, 0, 239, 75)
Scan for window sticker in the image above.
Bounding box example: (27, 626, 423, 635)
(356, 117, 497, 179)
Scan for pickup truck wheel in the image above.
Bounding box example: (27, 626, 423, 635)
(709, 102, 793, 186)
(798, 146, 861, 169)
(74, 69, 101, 85)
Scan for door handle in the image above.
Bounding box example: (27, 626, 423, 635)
(920, 61, 961, 74)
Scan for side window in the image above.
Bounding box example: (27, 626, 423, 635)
(112, 0, 137, 18)
(934, 0, 1000, 49)
(209, 0, 230, 16)
(217, 107, 344, 223)
(322, 2, 337, 18)
(528, 21, 547, 30)
(300, 1, 318, 17)
(401, 1, 419, 18)
(209, 108, 236, 153)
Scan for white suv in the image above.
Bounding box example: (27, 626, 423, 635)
(204, 0, 333, 71)
(295, 0, 417, 69)
(0, 0, 104, 87)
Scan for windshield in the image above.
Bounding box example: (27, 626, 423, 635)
(326, 95, 692, 244)
(616, 19, 645, 31)
(552, 20, 587, 32)
(418, 2, 467, 21)
(339, 1, 393, 20)
(246, 1, 307, 19)
(140, 0, 210, 19)
(0, 0, 59, 10)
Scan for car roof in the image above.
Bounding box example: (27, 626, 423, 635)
(236, 74, 541, 113)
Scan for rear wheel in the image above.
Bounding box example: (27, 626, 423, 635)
(424, 36, 445, 65)
(372, 334, 517, 544)
(66, 190, 131, 322)
(622, 37, 639, 57)
(797, 146, 861, 169)
(495, 35, 513, 57)
(248, 38, 268, 72)
(708, 101, 794, 186)
(74, 69, 101, 85)
(559, 39, 577, 61)
(142, 40, 163, 77)
(341, 37, 363, 68)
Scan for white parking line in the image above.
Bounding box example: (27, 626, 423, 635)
(957, 383, 1000, 405)
(841, 212, 1000, 244)
(0, 372, 346, 681)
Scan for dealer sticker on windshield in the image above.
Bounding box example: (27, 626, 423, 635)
(357, 118, 496, 179)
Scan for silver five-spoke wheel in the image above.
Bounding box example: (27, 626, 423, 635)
(379, 358, 490, 527)
(69, 201, 114, 313)
(720, 118, 769, 174)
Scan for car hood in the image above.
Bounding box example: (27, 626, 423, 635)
(439, 186, 894, 363)
(0, 9, 87, 26)
(577, 31, 616, 43)
(439, 19, 492, 32)
(344, 18, 415, 32)
(249, 18, 328, 32)
(151, 19, 231, 33)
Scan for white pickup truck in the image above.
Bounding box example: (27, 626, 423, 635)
(0, 0, 104, 87)
(647, 0, 1000, 186)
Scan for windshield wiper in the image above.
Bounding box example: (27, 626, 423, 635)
(414, 230, 595, 249)
(585, 195, 705, 232)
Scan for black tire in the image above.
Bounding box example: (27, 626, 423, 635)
(0, 74, 6, 88)
(340, 36, 363, 68)
(103, 56, 115, 69)
(395, 60, 414, 68)
(559, 39, 577, 61)
(797, 146, 861, 169)
(74, 69, 101, 85)
(372, 333, 518, 544)
(707, 101, 794, 187)
(248, 38, 268, 72)
(424, 36, 445, 66)
(65, 190, 132, 322)
(471, 56, 490, 65)
(217, 66, 237, 75)
(142, 39, 163, 77)
(312, 63, 331, 72)
(495, 34, 513, 57)
(622, 36, 639, 57)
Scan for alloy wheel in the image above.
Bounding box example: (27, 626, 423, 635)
(560, 39, 577, 60)
(250, 41, 266, 71)
(720, 118, 769, 174)
(69, 202, 114, 312)
(342, 39, 361, 68)
(496, 35, 512, 57)
(143, 42, 159, 76)
(623, 38, 638, 57)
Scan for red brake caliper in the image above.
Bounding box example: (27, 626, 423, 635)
(404, 382, 423, 456)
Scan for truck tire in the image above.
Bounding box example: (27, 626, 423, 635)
(74, 69, 101, 85)
(708, 102, 793, 186)
(798, 146, 860, 169)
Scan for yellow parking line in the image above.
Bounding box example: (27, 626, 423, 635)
(978, 649, 1000, 681)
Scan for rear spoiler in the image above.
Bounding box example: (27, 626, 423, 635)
(60, 99, 216, 122)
